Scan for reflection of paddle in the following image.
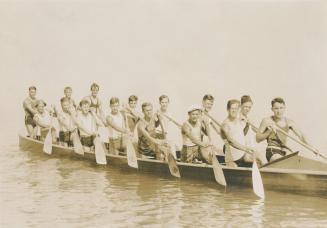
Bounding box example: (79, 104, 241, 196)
(204, 112, 265, 198)
(275, 125, 327, 161)
(72, 130, 84, 155)
(93, 136, 107, 165)
(125, 136, 138, 168)
(43, 128, 52, 155)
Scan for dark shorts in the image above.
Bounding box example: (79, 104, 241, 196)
(181, 145, 200, 163)
(139, 147, 157, 158)
(266, 148, 286, 162)
(25, 115, 36, 127)
(59, 131, 73, 145)
(234, 156, 252, 167)
(80, 136, 95, 148)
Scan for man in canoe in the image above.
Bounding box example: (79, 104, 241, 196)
(105, 97, 133, 155)
(156, 95, 171, 139)
(202, 94, 221, 136)
(23, 86, 38, 137)
(33, 100, 57, 142)
(137, 102, 168, 160)
(181, 105, 214, 164)
(62, 86, 77, 111)
(124, 95, 142, 132)
(221, 99, 264, 167)
(256, 97, 308, 162)
(82, 83, 103, 117)
(55, 97, 76, 147)
(73, 100, 103, 151)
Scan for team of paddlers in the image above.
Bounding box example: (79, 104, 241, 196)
(23, 83, 311, 167)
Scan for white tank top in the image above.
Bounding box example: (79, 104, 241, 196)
(34, 111, 52, 127)
(59, 112, 74, 132)
(78, 113, 96, 136)
(182, 121, 202, 146)
(108, 112, 125, 139)
(224, 118, 246, 161)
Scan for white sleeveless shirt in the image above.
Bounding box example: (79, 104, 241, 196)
(182, 121, 202, 146)
(78, 113, 96, 136)
(34, 111, 52, 127)
(108, 112, 125, 139)
(224, 118, 246, 161)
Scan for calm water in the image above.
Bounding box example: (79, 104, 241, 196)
(0, 131, 326, 228)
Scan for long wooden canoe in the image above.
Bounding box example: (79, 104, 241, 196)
(19, 134, 327, 196)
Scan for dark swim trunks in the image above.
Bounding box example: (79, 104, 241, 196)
(25, 115, 36, 127)
(80, 136, 95, 148)
(266, 148, 286, 162)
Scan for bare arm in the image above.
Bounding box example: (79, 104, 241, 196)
(181, 123, 207, 147)
(222, 123, 250, 152)
(256, 118, 272, 143)
(23, 99, 37, 115)
(156, 113, 167, 138)
(106, 116, 129, 134)
(137, 121, 161, 145)
(33, 115, 51, 129)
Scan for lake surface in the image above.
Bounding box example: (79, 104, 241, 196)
(1, 131, 326, 228)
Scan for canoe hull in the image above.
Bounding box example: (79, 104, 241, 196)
(19, 134, 327, 196)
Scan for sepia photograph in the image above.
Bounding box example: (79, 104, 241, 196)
(1, 0, 327, 227)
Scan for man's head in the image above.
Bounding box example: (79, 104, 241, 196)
(271, 97, 286, 119)
(110, 97, 120, 114)
(90, 83, 99, 97)
(128, 95, 138, 109)
(188, 105, 202, 123)
(80, 100, 90, 114)
(64, 86, 72, 98)
(227, 99, 240, 119)
(60, 97, 70, 112)
(28, 86, 37, 99)
(159, 95, 169, 112)
(240, 95, 253, 116)
(202, 94, 214, 112)
(142, 102, 153, 119)
(35, 100, 46, 113)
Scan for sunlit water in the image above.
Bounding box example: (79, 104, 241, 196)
(1, 131, 326, 228)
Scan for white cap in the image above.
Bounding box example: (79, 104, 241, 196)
(187, 105, 202, 113)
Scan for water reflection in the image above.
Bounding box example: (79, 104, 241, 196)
(1, 142, 327, 227)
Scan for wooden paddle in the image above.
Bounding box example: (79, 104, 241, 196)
(204, 112, 265, 198)
(160, 143, 181, 178)
(210, 146, 227, 186)
(274, 125, 327, 161)
(122, 110, 139, 168)
(72, 130, 84, 156)
(93, 135, 107, 165)
(43, 128, 52, 155)
(43, 116, 53, 155)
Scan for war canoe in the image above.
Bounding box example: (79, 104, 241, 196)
(18, 134, 327, 196)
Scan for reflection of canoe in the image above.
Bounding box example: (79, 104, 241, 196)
(19, 134, 327, 196)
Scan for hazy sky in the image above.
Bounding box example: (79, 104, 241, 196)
(1, 0, 327, 150)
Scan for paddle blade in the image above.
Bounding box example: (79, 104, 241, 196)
(252, 160, 265, 199)
(43, 130, 52, 155)
(212, 153, 227, 187)
(167, 152, 181, 178)
(72, 132, 84, 156)
(93, 137, 107, 165)
(126, 137, 138, 169)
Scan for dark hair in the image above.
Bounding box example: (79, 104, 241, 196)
(271, 97, 285, 107)
(227, 99, 240, 110)
(110, 97, 120, 105)
(90, 83, 99, 90)
(128, 95, 138, 102)
(142, 102, 152, 111)
(29, 86, 37, 91)
(241, 95, 253, 105)
(64, 86, 72, 92)
(35, 100, 46, 107)
(80, 99, 90, 107)
(203, 94, 214, 101)
(159, 95, 169, 102)
(60, 97, 70, 103)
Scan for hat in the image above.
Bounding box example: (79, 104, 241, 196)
(187, 105, 202, 113)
